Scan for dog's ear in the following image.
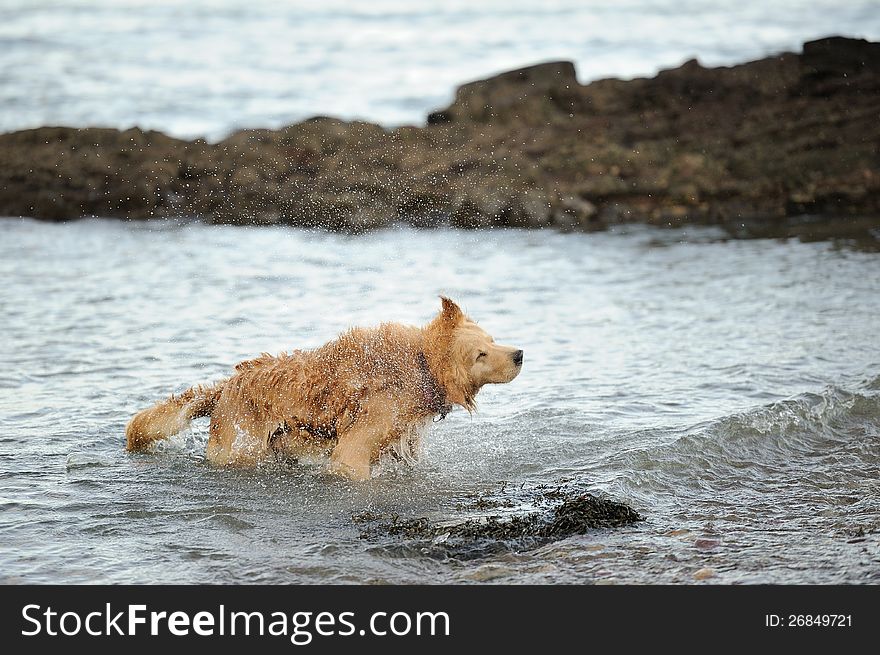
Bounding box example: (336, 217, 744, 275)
(439, 296, 464, 324)
(424, 296, 474, 412)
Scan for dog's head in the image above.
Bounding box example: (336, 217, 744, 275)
(424, 297, 523, 411)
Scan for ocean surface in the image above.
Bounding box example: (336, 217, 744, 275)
(1, 218, 878, 583)
(1, 0, 879, 140)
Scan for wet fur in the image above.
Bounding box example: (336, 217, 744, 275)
(125, 298, 522, 480)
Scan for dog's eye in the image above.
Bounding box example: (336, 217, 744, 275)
(476, 352, 487, 360)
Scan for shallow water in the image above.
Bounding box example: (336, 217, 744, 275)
(1, 218, 879, 583)
(1, 0, 879, 139)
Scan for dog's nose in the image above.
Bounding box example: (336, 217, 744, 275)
(512, 350, 523, 366)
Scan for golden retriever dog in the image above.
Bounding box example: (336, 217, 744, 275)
(125, 297, 523, 479)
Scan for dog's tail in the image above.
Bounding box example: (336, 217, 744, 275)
(125, 382, 225, 452)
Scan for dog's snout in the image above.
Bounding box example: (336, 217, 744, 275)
(512, 349, 523, 366)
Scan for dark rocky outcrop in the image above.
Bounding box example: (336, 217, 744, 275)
(355, 485, 643, 560)
(1, 37, 878, 236)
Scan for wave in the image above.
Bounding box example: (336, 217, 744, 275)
(618, 376, 880, 498)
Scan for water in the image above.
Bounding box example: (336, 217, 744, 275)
(1, 0, 879, 140)
(1, 218, 879, 583)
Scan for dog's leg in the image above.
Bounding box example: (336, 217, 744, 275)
(205, 409, 270, 467)
(328, 399, 396, 481)
(328, 437, 372, 480)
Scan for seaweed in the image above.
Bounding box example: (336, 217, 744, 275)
(355, 485, 643, 561)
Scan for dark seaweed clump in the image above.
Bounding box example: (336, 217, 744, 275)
(355, 490, 643, 560)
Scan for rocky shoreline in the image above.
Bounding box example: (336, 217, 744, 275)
(1, 36, 878, 235)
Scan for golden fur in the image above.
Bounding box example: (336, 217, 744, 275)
(125, 297, 522, 479)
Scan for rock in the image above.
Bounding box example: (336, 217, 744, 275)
(694, 538, 720, 550)
(0, 37, 877, 237)
(551, 194, 600, 231)
(230, 166, 261, 188)
(798, 37, 880, 99)
(801, 37, 880, 77)
(434, 61, 580, 124)
(518, 190, 552, 228)
(694, 568, 715, 580)
(356, 490, 642, 561)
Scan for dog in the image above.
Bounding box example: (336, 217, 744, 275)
(125, 297, 523, 479)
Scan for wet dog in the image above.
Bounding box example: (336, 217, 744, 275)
(125, 297, 523, 479)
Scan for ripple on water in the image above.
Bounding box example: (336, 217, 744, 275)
(1, 220, 879, 583)
(66, 453, 115, 471)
